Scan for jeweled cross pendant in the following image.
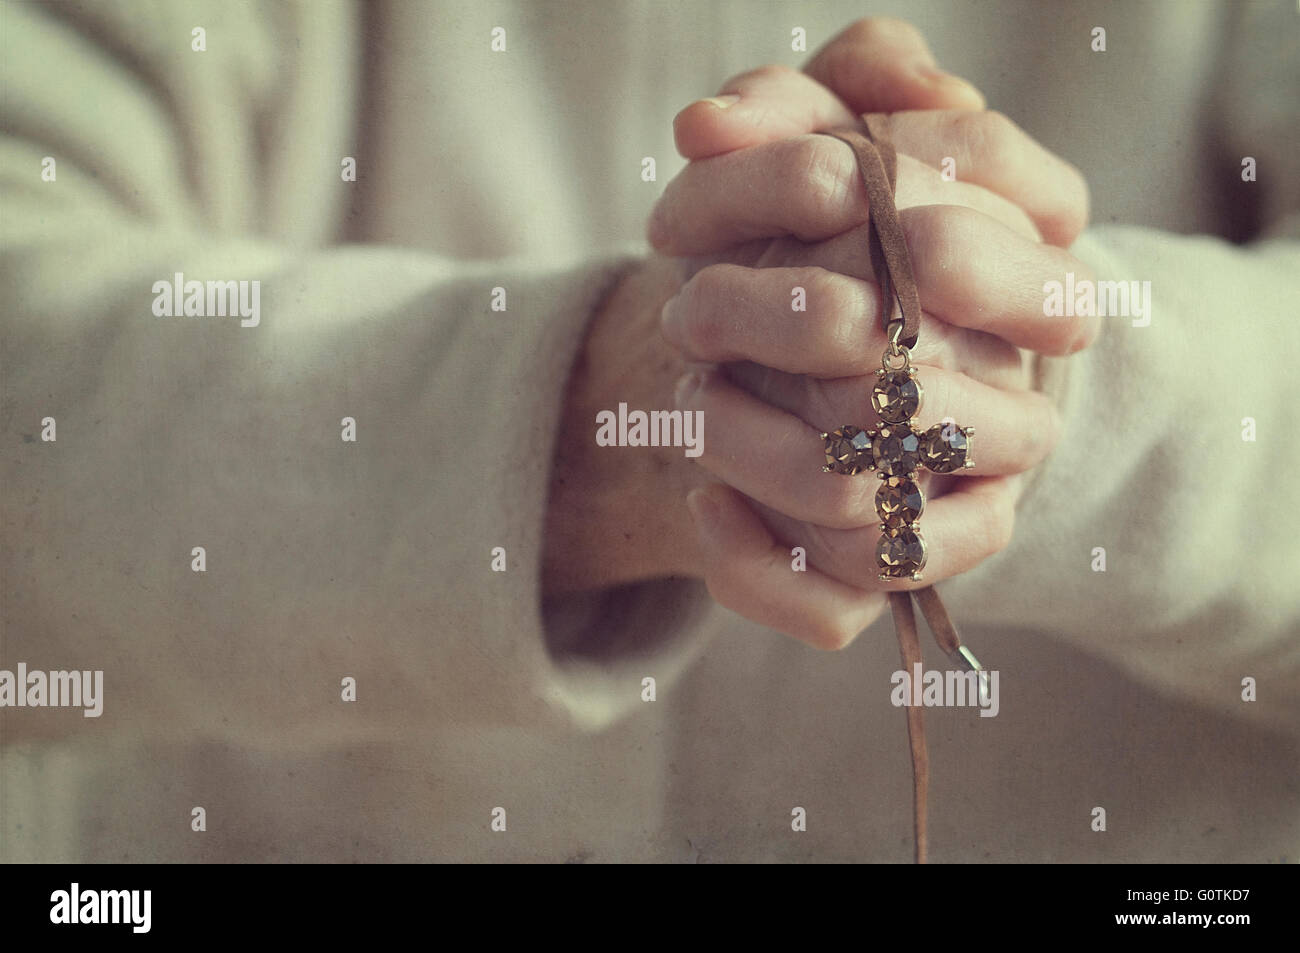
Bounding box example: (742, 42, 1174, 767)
(820, 349, 973, 582)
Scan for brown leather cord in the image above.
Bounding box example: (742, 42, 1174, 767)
(888, 591, 928, 864)
(825, 117, 921, 349)
(913, 585, 961, 657)
(824, 116, 979, 864)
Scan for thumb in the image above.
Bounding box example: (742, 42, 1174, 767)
(805, 17, 985, 114)
(674, 18, 984, 160)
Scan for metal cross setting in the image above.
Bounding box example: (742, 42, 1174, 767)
(820, 343, 974, 582)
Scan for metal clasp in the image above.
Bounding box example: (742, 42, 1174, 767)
(949, 645, 992, 707)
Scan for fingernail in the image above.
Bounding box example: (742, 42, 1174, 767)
(686, 488, 720, 531)
(660, 295, 685, 345)
(674, 369, 704, 407)
(699, 93, 741, 110)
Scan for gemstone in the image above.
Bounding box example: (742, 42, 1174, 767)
(872, 424, 921, 476)
(872, 369, 922, 424)
(876, 476, 924, 529)
(877, 528, 926, 577)
(823, 425, 873, 475)
(921, 422, 970, 473)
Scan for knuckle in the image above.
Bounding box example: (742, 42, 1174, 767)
(917, 322, 965, 374)
(968, 109, 1021, 170)
(679, 266, 729, 351)
(805, 271, 864, 345)
(804, 267, 848, 309)
(684, 311, 722, 357)
(909, 204, 977, 285)
(790, 136, 853, 229)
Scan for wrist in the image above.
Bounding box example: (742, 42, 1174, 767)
(542, 256, 705, 595)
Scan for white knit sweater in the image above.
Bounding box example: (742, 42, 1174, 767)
(1, 0, 1296, 862)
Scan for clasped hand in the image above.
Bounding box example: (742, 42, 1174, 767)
(545, 19, 1097, 651)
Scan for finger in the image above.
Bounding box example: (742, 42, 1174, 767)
(804, 17, 985, 114)
(723, 359, 1061, 478)
(649, 137, 1039, 254)
(676, 366, 1060, 530)
(766, 205, 1100, 355)
(673, 65, 860, 160)
(676, 19, 987, 161)
(660, 263, 1024, 386)
(752, 475, 1021, 590)
(862, 111, 1089, 246)
(687, 483, 888, 650)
